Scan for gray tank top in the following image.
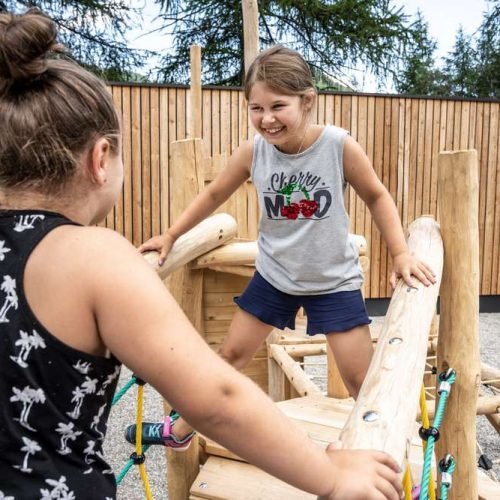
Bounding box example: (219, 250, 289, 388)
(251, 125, 363, 295)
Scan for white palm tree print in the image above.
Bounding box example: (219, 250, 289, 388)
(73, 360, 91, 375)
(10, 329, 46, 368)
(0, 491, 15, 500)
(0, 240, 11, 261)
(14, 436, 41, 473)
(97, 365, 120, 395)
(55, 422, 82, 455)
(90, 403, 107, 440)
(10, 386, 46, 431)
(13, 214, 44, 233)
(39, 475, 75, 500)
(67, 376, 97, 419)
(0, 275, 17, 323)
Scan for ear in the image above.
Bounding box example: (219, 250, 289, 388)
(87, 138, 112, 186)
(302, 90, 316, 111)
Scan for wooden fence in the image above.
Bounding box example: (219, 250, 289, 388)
(104, 83, 500, 298)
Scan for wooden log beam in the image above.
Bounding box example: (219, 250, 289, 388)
(192, 234, 367, 269)
(436, 150, 480, 500)
(142, 212, 237, 280)
(420, 394, 500, 420)
(283, 344, 327, 358)
(480, 362, 500, 435)
(269, 344, 322, 398)
(340, 216, 443, 466)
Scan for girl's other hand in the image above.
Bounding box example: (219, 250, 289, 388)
(138, 232, 176, 266)
(320, 445, 403, 500)
(390, 252, 436, 289)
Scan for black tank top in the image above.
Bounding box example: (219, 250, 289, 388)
(0, 210, 121, 499)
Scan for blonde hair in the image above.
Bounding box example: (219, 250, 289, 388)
(244, 45, 316, 100)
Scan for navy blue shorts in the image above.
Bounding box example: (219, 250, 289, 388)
(234, 271, 371, 335)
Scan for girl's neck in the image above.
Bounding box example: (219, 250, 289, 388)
(276, 124, 322, 154)
(0, 188, 92, 225)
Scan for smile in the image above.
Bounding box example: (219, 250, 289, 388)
(262, 126, 285, 135)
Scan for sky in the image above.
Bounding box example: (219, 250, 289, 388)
(127, 0, 491, 91)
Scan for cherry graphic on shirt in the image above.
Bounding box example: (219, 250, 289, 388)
(299, 199, 318, 217)
(281, 203, 300, 219)
(279, 182, 318, 219)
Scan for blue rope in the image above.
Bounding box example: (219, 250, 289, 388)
(439, 455, 456, 500)
(419, 369, 456, 500)
(115, 444, 151, 485)
(112, 376, 137, 406)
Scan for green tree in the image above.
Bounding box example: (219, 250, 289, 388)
(2, 1, 154, 82)
(394, 11, 445, 96)
(441, 27, 478, 97)
(475, 0, 500, 97)
(155, 0, 423, 86)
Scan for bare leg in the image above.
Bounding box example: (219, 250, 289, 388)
(219, 307, 275, 370)
(173, 307, 274, 439)
(325, 324, 373, 400)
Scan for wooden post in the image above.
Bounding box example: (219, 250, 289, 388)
(190, 45, 202, 139)
(165, 138, 204, 500)
(241, 0, 259, 75)
(340, 217, 443, 465)
(436, 150, 480, 500)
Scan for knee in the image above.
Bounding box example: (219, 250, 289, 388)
(218, 345, 249, 370)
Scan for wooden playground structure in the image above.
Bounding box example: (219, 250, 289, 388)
(118, 3, 499, 497)
(137, 140, 500, 499)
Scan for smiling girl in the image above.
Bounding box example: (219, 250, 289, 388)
(132, 45, 435, 456)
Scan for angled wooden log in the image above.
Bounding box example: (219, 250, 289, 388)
(340, 216, 443, 466)
(269, 344, 323, 398)
(142, 212, 237, 281)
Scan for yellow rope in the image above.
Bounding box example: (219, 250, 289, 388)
(136, 384, 153, 500)
(419, 384, 436, 500)
(403, 464, 413, 499)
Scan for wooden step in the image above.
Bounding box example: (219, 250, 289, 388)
(193, 395, 500, 499)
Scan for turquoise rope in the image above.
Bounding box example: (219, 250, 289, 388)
(419, 370, 456, 500)
(439, 456, 456, 500)
(115, 444, 151, 485)
(112, 376, 137, 406)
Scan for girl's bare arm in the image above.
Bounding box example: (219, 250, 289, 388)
(139, 141, 254, 264)
(343, 136, 435, 288)
(80, 228, 402, 499)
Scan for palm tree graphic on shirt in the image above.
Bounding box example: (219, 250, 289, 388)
(10, 386, 46, 431)
(10, 329, 47, 368)
(0, 275, 17, 323)
(39, 475, 76, 500)
(67, 376, 98, 419)
(0, 491, 15, 500)
(0, 240, 11, 261)
(13, 214, 45, 233)
(56, 422, 82, 455)
(14, 436, 41, 473)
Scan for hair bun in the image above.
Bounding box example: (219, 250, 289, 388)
(0, 8, 60, 84)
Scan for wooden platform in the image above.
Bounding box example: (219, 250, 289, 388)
(192, 395, 423, 499)
(190, 395, 500, 499)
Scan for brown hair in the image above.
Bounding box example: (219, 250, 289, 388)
(0, 9, 120, 194)
(244, 45, 316, 100)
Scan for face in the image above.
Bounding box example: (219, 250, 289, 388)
(248, 81, 312, 152)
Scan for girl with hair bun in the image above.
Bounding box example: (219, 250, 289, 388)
(0, 10, 403, 500)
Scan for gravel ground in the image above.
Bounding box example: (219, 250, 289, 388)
(105, 313, 500, 499)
